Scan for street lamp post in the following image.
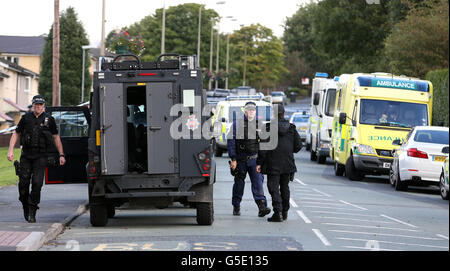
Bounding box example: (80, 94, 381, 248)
(197, 5, 202, 67)
(81, 45, 95, 103)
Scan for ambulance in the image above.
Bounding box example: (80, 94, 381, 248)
(307, 73, 338, 164)
(331, 73, 433, 181)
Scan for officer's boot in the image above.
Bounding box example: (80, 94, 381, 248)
(282, 211, 288, 221)
(22, 204, 29, 222)
(233, 205, 241, 216)
(267, 211, 283, 222)
(28, 206, 37, 223)
(256, 200, 271, 217)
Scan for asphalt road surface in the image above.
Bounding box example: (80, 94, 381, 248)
(41, 150, 449, 251)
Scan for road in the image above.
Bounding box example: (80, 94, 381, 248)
(40, 150, 449, 251)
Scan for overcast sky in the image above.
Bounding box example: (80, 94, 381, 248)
(0, 0, 308, 47)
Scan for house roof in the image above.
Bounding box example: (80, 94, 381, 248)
(3, 98, 28, 112)
(0, 58, 39, 77)
(0, 71, 9, 79)
(0, 112, 14, 122)
(0, 35, 45, 55)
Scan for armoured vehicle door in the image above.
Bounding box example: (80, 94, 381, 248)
(45, 106, 91, 184)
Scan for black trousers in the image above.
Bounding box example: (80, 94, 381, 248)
(18, 155, 47, 209)
(267, 173, 291, 213)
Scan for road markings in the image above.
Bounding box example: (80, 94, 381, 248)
(296, 210, 312, 224)
(341, 246, 399, 251)
(322, 223, 421, 232)
(310, 211, 379, 217)
(289, 198, 298, 208)
(380, 214, 417, 228)
(312, 188, 331, 197)
(294, 179, 307, 186)
(339, 200, 368, 211)
(303, 206, 364, 211)
(300, 201, 347, 206)
(296, 198, 336, 202)
(329, 230, 444, 241)
(294, 193, 328, 198)
(312, 229, 331, 246)
(314, 216, 397, 224)
(336, 237, 449, 250)
(437, 234, 449, 240)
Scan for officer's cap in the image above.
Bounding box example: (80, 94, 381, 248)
(32, 95, 46, 105)
(244, 101, 257, 111)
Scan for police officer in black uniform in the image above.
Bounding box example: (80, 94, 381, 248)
(257, 104, 302, 222)
(227, 101, 271, 217)
(7, 95, 66, 223)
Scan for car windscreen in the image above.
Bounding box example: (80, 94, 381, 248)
(414, 130, 449, 144)
(293, 116, 309, 122)
(271, 92, 284, 96)
(229, 106, 272, 121)
(359, 99, 428, 128)
(324, 89, 336, 117)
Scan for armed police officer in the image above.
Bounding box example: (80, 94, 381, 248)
(227, 101, 271, 217)
(257, 104, 302, 222)
(7, 95, 66, 223)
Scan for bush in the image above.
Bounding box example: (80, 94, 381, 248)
(426, 69, 449, 126)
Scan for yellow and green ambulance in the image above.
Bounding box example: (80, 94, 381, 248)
(331, 73, 433, 181)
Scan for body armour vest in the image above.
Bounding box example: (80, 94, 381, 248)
(235, 118, 260, 155)
(21, 112, 53, 153)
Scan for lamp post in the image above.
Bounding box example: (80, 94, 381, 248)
(161, 0, 166, 55)
(81, 45, 95, 103)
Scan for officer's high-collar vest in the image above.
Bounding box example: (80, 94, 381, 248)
(21, 112, 53, 153)
(235, 118, 260, 155)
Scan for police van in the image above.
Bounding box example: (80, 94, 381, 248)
(331, 73, 433, 181)
(211, 95, 273, 157)
(307, 73, 338, 164)
(45, 54, 216, 227)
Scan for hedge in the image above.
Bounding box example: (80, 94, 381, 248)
(426, 69, 449, 126)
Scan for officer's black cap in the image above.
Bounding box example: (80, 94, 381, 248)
(32, 95, 46, 104)
(244, 101, 257, 110)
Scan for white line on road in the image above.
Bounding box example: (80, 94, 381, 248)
(310, 211, 378, 217)
(312, 188, 331, 197)
(341, 246, 399, 251)
(322, 223, 421, 232)
(380, 214, 418, 228)
(289, 198, 298, 208)
(312, 229, 331, 246)
(296, 210, 312, 224)
(296, 198, 336, 202)
(314, 216, 396, 224)
(304, 206, 365, 211)
(294, 179, 307, 186)
(294, 193, 327, 198)
(329, 230, 444, 241)
(339, 200, 368, 211)
(300, 201, 347, 206)
(336, 237, 449, 250)
(437, 234, 449, 240)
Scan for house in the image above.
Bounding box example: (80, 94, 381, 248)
(0, 58, 39, 130)
(0, 35, 45, 75)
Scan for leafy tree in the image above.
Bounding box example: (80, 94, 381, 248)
(39, 7, 91, 105)
(385, 0, 449, 78)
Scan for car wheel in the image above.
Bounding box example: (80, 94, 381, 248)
(318, 155, 326, 164)
(345, 155, 364, 181)
(394, 165, 408, 191)
(440, 173, 449, 200)
(334, 162, 345, 176)
(196, 202, 214, 225)
(90, 204, 108, 227)
(389, 163, 397, 187)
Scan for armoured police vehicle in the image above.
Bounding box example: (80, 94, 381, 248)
(45, 54, 215, 227)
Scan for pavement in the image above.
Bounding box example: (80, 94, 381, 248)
(0, 183, 88, 251)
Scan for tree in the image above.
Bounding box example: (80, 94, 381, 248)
(385, 0, 449, 78)
(39, 7, 91, 105)
(229, 24, 288, 90)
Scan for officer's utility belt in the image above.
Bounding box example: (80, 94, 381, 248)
(236, 154, 258, 162)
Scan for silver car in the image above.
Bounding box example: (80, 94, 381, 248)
(289, 111, 310, 141)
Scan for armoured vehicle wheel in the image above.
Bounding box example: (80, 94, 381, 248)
(334, 162, 345, 176)
(90, 204, 108, 227)
(345, 155, 364, 181)
(196, 202, 214, 225)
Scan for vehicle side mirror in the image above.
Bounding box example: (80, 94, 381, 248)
(392, 139, 401, 146)
(442, 146, 449, 154)
(313, 93, 320, 106)
(339, 112, 347, 125)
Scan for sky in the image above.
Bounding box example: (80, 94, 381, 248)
(0, 0, 309, 47)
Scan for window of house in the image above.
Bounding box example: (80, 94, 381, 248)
(24, 77, 31, 93)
